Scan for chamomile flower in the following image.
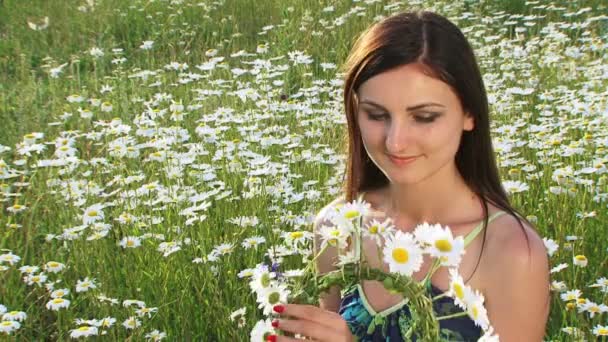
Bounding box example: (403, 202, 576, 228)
(464, 288, 490, 330)
(242, 236, 266, 249)
(119, 236, 142, 249)
(447, 268, 467, 309)
(135, 306, 158, 319)
(145, 329, 167, 341)
(560, 289, 582, 301)
(425, 225, 465, 267)
(573, 255, 588, 267)
(122, 316, 141, 329)
(542, 238, 558, 256)
(250, 318, 275, 342)
(0, 305, 5, 315)
(24, 273, 47, 286)
(589, 277, 608, 292)
(382, 231, 424, 277)
(2, 311, 26, 322)
(18, 265, 40, 274)
(317, 224, 351, 250)
(282, 231, 313, 249)
(578, 301, 608, 318)
(0, 320, 20, 334)
(363, 218, 394, 245)
(593, 325, 608, 336)
(76, 277, 97, 292)
(46, 297, 71, 311)
(334, 198, 370, 223)
(44, 261, 66, 273)
(256, 282, 290, 315)
(477, 326, 499, 341)
(83, 204, 104, 225)
(70, 325, 98, 338)
(50, 288, 70, 298)
(0, 252, 21, 265)
(229, 307, 247, 322)
(249, 264, 275, 293)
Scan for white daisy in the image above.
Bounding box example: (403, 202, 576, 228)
(477, 326, 499, 341)
(542, 238, 558, 256)
(50, 288, 70, 298)
(18, 265, 40, 274)
(447, 268, 467, 309)
(44, 261, 66, 273)
(46, 297, 71, 311)
(425, 225, 465, 267)
(317, 224, 351, 250)
(249, 265, 275, 294)
(573, 255, 588, 267)
(122, 316, 141, 330)
(256, 282, 290, 316)
(0, 252, 21, 265)
(363, 218, 394, 245)
(589, 277, 608, 292)
(0, 320, 20, 334)
(250, 318, 275, 342)
(463, 288, 490, 330)
(0, 305, 5, 314)
(2, 311, 26, 322)
(382, 230, 424, 277)
(242, 236, 266, 249)
(560, 289, 581, 301)
(593, 325, 608, 336)
(83, 204, 104, 226)
(76, 277, 97, 292)
(70, 325, 99, 338)
(145, 329, 167, 341)
(119, 236, 142, 249)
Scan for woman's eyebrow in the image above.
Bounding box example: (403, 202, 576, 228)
(359, 99, 445, 111)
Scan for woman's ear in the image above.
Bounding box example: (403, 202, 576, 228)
(463, 112, 474, 131)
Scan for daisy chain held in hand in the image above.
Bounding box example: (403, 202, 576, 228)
(270, 10, 550, 342)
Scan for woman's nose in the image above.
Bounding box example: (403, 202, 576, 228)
(385, 122, 412, 154)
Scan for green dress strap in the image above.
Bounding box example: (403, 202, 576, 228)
(463, 211, 506, 247)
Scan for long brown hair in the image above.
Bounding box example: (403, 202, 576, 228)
(340, 11, 532, 272)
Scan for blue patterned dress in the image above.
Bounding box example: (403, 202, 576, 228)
(339, 193, 506, 341)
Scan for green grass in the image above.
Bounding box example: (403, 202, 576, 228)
(0, 0, 607, 340)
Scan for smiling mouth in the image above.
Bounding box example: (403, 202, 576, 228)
(387, 154, 419, 165)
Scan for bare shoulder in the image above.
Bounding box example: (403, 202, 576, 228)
(483, 213, 548, 270)
(480, 212, 551, 340)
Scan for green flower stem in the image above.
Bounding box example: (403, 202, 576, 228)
(432, 292, 449, 301)
(437, 311, 468, 321)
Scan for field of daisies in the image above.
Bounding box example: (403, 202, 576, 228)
(1, 0, 607, 340)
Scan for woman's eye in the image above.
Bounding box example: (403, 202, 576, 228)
(414, 114, 439, 123)
(367, 113, 388, 121)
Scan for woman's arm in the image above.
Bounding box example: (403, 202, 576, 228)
(313, 198, 344, 312)
(482, 217, 551, 341)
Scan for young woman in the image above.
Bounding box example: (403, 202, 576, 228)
(268, 10, 550, 341)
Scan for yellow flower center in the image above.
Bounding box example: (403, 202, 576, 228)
(574, 255, 586, 262)
(48, 262, 59, 267)
(1, 321, 11, 326)
(392, 248, 409, 264)
(290, 232, 304, 239)
(435, 239, 452, 252)
(598, 328, 608, 335)
(369, 225, 378, 234)
(53, 298, 64, 304)
(344, 210, 359, 220)
(55, 291, 64, 297)
(9, 311, 18, 315)
(471, 306, 478, 319)
(330, 230, 340, 237)
(126, 240, 135, 247)
(78, 326, 90, 331)
(453, 283, 465, 300)
(88, 211, 98, 217)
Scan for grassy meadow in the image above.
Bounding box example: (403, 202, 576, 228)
(1, 0, 608, 340)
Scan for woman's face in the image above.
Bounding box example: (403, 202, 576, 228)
(356, 63, 474, 185)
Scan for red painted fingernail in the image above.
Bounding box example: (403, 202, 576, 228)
(271, 319, 279, 328)
(273, 304, 284, 313)
(266, 335, 277, 342)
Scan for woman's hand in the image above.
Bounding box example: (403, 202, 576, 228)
(268, 303, 354, 342)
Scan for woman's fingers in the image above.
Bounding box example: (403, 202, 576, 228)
(273, 318, 336, 341)
(274, 304, 343, 329)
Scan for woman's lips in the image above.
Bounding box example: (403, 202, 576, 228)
(387, 154, 419, 166)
